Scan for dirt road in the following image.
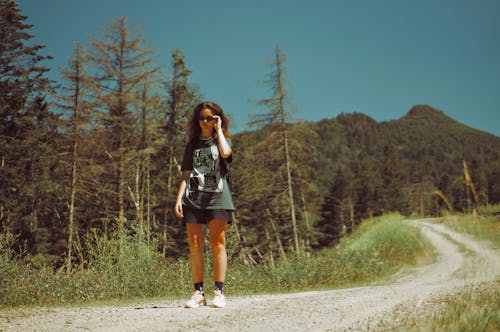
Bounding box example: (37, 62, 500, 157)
(1, 219, 499, 331)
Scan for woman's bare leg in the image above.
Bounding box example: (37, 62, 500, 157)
(209, 219, 227, 283)
(186, 223, 205, 284)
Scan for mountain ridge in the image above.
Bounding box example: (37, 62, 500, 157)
(232, 103, 499, 217)
(397, 104, 497, 137)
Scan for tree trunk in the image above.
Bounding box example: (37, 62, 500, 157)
(349, 194, 355, 233)
(267, 209, 286, 258)
(275, 48, 299, 254)
(283, 128, 299, 254)
(66, 126, 77, 272)
(146, 164, 151, 244)
(138, 83, 148, 240)
(118, 141, 125, 234)
(163, 140, 175, 257)
(264, 225, 275, 269)
(0, 156, 4, 221)
(301, 191, 311, 250)
(117, 85, 126, 239)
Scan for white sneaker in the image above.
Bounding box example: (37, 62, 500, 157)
(184, 290, 206, 308)
(211, 289, 226, 308)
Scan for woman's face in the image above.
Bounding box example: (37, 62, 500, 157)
(198, 108, 215, 131)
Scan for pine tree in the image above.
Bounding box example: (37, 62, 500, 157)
(379, 144, 406, 213)
(250, 45, 300, 254)
(316, 169, 347, 247)
(54, 42, 93, 271)
(88, 17, 159, 236)
(161, 49, 196, 256)
(133, 78, 161, 242)
(0, 0, 55, 253)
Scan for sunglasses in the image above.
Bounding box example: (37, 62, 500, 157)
(198, 115, 213, 122)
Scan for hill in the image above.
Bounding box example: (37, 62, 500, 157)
(384, 104, 499, 157)
(230, 104, 500, 250)
(308, 104, 500, 213)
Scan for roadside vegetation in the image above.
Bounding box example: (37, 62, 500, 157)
(1, 213, 432, 307)
(420, 283, 498, 332)
(228, 213, 434, 294)
(2, 211, 498, 332)
(378, 209, 500, 332)
(425, 283, 499, 332)
(376, 281, 499, 332)
(442, 204, 500, 248)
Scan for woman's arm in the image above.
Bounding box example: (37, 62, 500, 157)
(213, 116, 232, 158)
(174, 170, 190, 218)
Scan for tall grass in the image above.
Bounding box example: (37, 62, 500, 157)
(1, 213, 433, 307)
(227, 213, 434, 294)
(441, 208, 500, 248)
(427, 283, 500, 332)
(0, 231, 192, 307)
(477, 203, 500, 215)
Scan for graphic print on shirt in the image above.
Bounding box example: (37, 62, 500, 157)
(189, 143, 223, 194)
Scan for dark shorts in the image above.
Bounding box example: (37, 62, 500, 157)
(182, 206, 233, 224)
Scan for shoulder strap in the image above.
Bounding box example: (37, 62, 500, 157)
(187, 136, 199, 150)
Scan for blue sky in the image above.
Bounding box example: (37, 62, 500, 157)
(17, 0, 500, 136)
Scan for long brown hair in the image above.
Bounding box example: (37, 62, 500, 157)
(187, 101, 232, 139)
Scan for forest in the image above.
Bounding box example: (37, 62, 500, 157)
(2, 0, 499, 270)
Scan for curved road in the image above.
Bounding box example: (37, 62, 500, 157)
(1, 219, 499, 331)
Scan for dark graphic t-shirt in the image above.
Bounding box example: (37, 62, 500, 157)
(181, 137, 235, 210)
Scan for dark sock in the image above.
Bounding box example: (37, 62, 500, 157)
(215, 281, 224, 293)
(194, 282, 203, 293)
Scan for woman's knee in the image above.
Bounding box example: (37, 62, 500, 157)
(187, 224, 204, 252)
(189, 233, 204, 252)
(209, 221, 227, 252)
(210, 233, 226, 251)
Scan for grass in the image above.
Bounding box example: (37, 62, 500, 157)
(215, 213, 435, 295)
(477, 203, 500, 216)
(439, 208, 500, 249)
(377, 281, 500, 332)
(0, 231, 193, 307)
(1, 213, 433, 308)
(428, 283, 500, 332)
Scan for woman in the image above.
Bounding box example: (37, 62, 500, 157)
(174, 101, 235, 308)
